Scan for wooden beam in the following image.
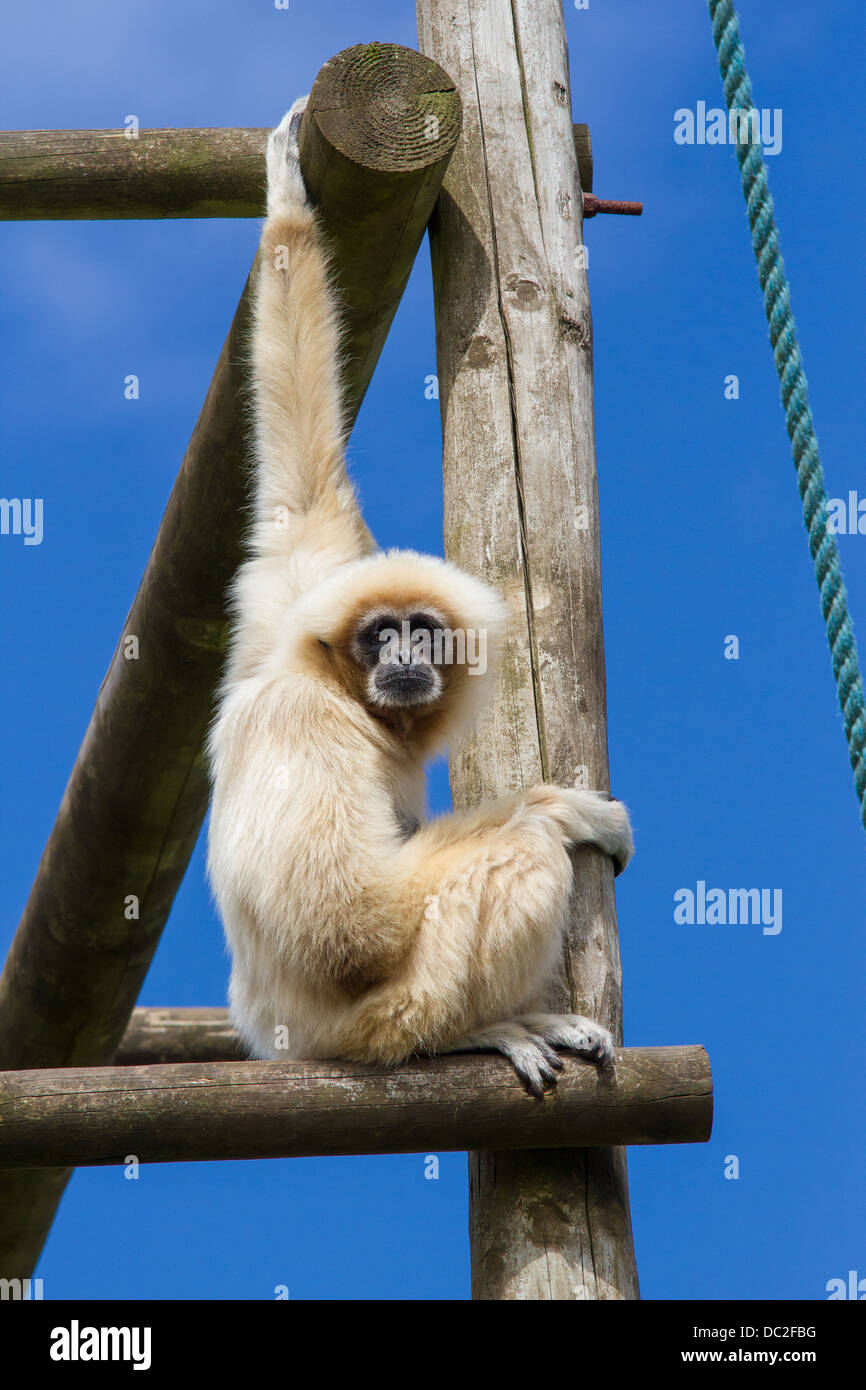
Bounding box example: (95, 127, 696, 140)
(0, 1048, 712, 1169)
(0, 47, 462, 222)
(114, 1008, 247, 1065)
(573, 121, 593, 192)
(418, 0, 644, 1299)
(0, 40, 461, 1278)
(0, 128, 269, 220)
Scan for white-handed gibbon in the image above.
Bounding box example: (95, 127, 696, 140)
(206, 101, 634, 1095)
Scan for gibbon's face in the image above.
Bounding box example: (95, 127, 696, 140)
(352, 608, 449, 710)
(295, 552, 504, 742)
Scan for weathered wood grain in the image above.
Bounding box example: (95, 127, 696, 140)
(0, 44, 462, 225)
(0, 127, 269, 220)
(113, 1008, 247, 1065)
(0, 1048, 713, 1169)
(418, 0, 646, 1300)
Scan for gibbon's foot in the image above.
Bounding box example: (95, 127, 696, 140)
(515, 1013, 616, 1070)
(450, 1015, 613, 1098)
(266, 97, 311, 214)
(450, 1021, 562, 1097)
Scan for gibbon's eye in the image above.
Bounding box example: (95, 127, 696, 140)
(356, 616, 400, 665)
(408, 613, 435, 641)
(408, 612, 443, 652)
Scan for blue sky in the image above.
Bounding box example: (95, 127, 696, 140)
(1, 0, 864, 1300)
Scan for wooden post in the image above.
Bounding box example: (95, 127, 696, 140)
(418, 0, 641, 1298)
(0, 42, 461, 1279)
(0, 1048, 713, 1168)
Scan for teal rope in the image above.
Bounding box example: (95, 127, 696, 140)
(708, 0, 866, 829)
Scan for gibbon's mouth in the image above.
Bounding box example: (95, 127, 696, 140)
(372, 663, 439, 708)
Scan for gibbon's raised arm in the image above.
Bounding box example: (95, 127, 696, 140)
(228, 101, 375, 682)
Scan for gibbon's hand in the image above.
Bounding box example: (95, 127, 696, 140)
(571, 788, 634, 876)
(266, 97, 311, 215)
(524, 785, 634, 876)
(592, 792, 634, 877)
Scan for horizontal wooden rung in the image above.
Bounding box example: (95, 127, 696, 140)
(0, 1046, 712, 1168)
(0, 128, 270, 220)
(0, 51, 462, 223)
(114, 1007, 248, 1065)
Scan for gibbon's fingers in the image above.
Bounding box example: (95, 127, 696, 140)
(594, 792, 631, 875)
(525, 784, 635, 875)
(266, 98, 311, 214)
(567, 788, 634, 876)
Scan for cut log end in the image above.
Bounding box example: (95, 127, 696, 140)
(301, 43, 461, 175)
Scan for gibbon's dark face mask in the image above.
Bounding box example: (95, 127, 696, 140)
(355, 612, 445, 709)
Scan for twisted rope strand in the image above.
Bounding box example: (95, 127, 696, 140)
(708, 0, 866, 826)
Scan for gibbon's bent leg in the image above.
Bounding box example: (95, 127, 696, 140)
(342, 787, 632, 1096)
(226, 100, 376, 685)
(428, 787, 629, 1094)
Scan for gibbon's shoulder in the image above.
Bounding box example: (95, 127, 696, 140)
(215, 663, 379, 753)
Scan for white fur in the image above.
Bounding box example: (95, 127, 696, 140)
(206, 107, 634, 1093)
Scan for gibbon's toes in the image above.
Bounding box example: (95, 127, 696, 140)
(513, 1047, 562, 1099)
(500, 1030, 563, 1097)
(517, 1013, 616, 1071)
(533, 1035, 565, 1071)
(566, 1020, 616, 1069)
(452, 1022, 564, 1097)
(586, 1033, 616, 1069)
